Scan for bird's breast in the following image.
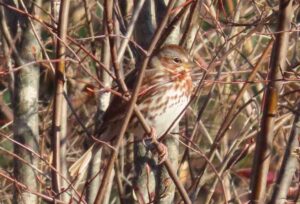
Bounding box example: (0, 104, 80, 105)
(132, 87, 190, 139)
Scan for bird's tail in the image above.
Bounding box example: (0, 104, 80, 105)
(69, 144, 96, 178)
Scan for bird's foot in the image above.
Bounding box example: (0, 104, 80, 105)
(143, 127, 168, 165)
(156, 142, 168, 165)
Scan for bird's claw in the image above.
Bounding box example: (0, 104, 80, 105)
(156, 142, 168, 164)
(143, 127, 168, 165)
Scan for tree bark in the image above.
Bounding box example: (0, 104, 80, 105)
(269, 102, 300, 204)
(7, 0, 42, 203)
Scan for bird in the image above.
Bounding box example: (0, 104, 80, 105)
(69, 44, 196, 177)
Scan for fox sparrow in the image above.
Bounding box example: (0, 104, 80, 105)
(70, 44, 195, 176)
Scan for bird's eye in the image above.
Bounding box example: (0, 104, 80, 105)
(173, 57, 182, 64)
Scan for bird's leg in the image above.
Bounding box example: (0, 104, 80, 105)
(143, 127, 168, 164)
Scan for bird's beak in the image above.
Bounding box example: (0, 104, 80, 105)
(184, 62, 197, 69)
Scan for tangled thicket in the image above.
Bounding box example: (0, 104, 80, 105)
(0, 0, 299, 203)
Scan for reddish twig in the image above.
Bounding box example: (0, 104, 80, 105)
(0, 170, 66, 204)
